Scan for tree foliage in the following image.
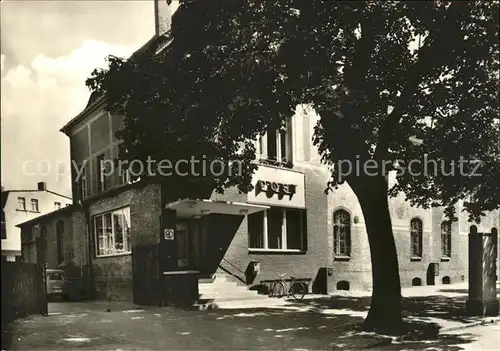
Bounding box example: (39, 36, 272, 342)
(87, 0, 499, 334)
(87, 0, 499, 216)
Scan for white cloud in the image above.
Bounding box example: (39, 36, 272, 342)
(1, 40, 137, 194)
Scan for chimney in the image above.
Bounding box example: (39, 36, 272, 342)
(154, 0, 173, 37)
(37, 182, 47, 191)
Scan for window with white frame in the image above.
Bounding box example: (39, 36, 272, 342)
(94, 207, 131, 256)
(18, 197, 26, 211)
(333, 209, 351, 257)
(441, 221, 451, 258)
(257, 118, 293, 164)
(410, 218, 423, 258)
(248, 207, 306, 251)
(31, 199, 39, 212)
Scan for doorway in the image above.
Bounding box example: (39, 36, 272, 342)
(175, 219, 204, 271)
(426, 263, 436, 285)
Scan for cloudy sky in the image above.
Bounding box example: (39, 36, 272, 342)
(1, 0, 158, 197)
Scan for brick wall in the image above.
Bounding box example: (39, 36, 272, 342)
(209, 163, 331, 293)
(87, 182, 161, 300)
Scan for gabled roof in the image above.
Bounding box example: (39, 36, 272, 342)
(16, 204, 75, 228)
(60, 33, 170, 135)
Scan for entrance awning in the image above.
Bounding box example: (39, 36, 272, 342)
(165, 199, 269, 218)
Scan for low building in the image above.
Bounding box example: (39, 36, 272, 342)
(1, 182, 72, 261)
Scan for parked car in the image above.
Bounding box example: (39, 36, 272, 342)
(46, 269, 69, 300)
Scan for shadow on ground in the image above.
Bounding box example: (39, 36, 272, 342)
(228, 290, 489, 350)
(5, 288, 494, 350)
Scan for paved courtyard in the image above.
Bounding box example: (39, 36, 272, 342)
(5, 282, 500, 350)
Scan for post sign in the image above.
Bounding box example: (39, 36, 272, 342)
(256, 180, 296, 196)
(164, 228, 175, 240)
(247, 165, 306, 209)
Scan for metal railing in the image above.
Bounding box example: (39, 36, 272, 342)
(219, 258, 246, 284)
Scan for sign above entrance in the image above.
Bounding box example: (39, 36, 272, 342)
(248, 165, 305, 209)
(256, 180, 296, 197)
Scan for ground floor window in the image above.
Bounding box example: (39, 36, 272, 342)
(94, 207, 131, 256)
(248, 207, 306, 251)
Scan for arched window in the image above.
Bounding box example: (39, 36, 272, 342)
(56, 221, 65, 265)
(336, 281, 350, 291)
(412, 277, 422, 286)
(333, 209, 351, 257)
(410, 218, 423, 257)
(441, 221, 451, 258)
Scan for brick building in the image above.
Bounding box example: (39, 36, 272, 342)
(18, 0, 499, 302)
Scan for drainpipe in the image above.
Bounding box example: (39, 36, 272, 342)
(83, 203, 94, 300)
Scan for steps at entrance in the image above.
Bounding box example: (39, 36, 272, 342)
(193, 273, 270, 310)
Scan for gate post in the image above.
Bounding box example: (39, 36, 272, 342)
(467, 226, 498, 316)
(159, 209, 177, 306)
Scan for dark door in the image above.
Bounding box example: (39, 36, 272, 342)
(426, 263, 436, 285)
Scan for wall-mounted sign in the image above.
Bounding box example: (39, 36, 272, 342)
(247, 165, 305, 209)
(164, 228, 175, 240)
(256, 180, 296, 196)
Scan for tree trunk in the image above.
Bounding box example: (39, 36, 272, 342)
(348, 174, 403, 335)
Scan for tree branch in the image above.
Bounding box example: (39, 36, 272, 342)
(344, 13, 377, 91)
(374, 1, 469, 161)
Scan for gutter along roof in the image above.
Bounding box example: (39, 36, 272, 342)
(16, 204, 75, 228)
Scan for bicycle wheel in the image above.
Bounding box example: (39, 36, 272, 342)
(290, 282, 306, 300)
(270, 281, 286, 298)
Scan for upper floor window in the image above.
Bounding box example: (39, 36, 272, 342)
(441, 221, 451, 258)
(78, 163, 88, 200)
(121, 168, 131, 186)
(94, 207, 131, 257)
(257, 118, 293, 165)
(54, 202, 61, 210)
(248, 207, 306, 251)
(410, 218, 423, 258)
(96, 154, 106, 193)
(18, 197, 26, 211)
(333, 209, 351, 257)
(31, 199, 39, 212)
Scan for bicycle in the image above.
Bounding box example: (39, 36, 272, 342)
(268, 273, 307, 301)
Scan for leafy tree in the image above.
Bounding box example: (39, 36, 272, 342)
(87, 0, 499, 335)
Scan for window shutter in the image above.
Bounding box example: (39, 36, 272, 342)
(88, 157, 97, 196)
